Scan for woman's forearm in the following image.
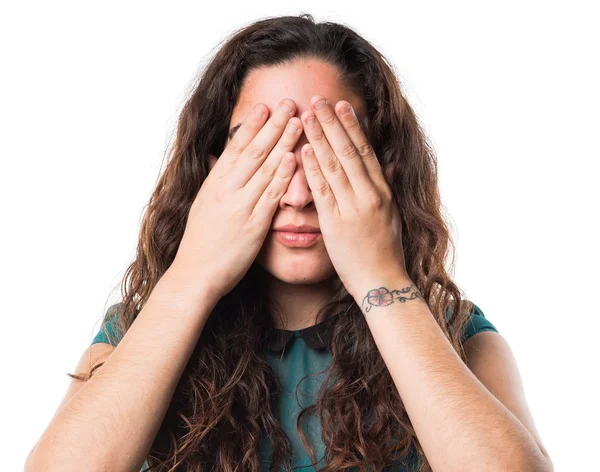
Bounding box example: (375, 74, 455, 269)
(354, 274, 550, 472)
(26, 269, 219, 472)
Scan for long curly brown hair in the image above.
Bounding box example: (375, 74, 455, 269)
(68, 13, 479, 472)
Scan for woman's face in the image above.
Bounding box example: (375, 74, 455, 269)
(209, 57, 368, 286)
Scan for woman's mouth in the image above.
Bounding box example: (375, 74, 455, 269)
(271, 231, 322, 248)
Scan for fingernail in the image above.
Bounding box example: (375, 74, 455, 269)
(281, 102, 294, 114)
(340, 103, 352, 114)
(253, 104, 265, 116)
(314, 99, 327, 110)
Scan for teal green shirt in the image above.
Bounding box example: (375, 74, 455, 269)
(92, 301, 498, 471)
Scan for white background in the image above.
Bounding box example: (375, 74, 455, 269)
(2, 1, 598, 470)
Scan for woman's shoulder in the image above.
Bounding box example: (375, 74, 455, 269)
(445, 300, 499, 344)
(91, 302, 126, 347)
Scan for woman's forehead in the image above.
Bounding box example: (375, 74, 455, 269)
(232, 58, 365, 122)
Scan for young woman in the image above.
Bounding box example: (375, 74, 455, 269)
(26, 14, 553, 472)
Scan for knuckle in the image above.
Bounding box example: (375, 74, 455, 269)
(312, 128, 326, 142)
(321, 113, 336, 126)
(324, 195, 335, 207)
(259, 160, 277, 177)
(317, 180, 331, 197)
(368, 192, 384, 209)
(303, 160, 321, 176)
(357, 142, 374, 157)
(381, 186, 393, 201)
(344, 117, 361, 131)
(227, 141, 245, 156)
(340, 142, 359, 160)
(265, 186, 280, 200)
(245, 145, 267, 161)
(325, 153, 343, 173)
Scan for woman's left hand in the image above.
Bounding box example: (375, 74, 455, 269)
(300, 95, 409, 300)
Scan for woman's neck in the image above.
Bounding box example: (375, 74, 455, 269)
(266, 275, 341, 330)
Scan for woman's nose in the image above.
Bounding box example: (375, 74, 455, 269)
(278, 147, 315, 210)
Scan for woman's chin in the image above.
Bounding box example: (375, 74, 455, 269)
(255, 234, 337, 283)
(269, 271, 332, 285)
(255, 253, 336, 285)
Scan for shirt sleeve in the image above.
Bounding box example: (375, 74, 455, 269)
(461, 301, 499, 344)
(91, 303, 125, 346)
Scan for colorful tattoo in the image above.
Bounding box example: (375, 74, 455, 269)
(360, 283, 424, 313)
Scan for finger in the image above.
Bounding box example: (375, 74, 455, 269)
(301, 143, 337, 216)
(228, 99, 296, 189)
(311, 96, 374, 196)
(252, 151, 297, 222)
(333, 100, 388, 191)
(213, 103, 270, 177)
(301, 105, 353, 203)
(244, 116, 302, 199)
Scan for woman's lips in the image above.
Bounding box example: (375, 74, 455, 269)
(271, 231, 322, 247)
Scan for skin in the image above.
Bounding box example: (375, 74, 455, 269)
(30, 58, 550, 471)
(210, 57, 389, 330)
(208, 57, 553, 469)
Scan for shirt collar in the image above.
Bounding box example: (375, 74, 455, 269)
(263, 311, 342, 353)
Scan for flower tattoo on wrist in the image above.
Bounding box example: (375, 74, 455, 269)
(360, 283, 425, 313)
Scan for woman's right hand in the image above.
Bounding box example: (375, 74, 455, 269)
(168, 98, 303, 302)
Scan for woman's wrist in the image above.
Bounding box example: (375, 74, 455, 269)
(155, 264, 222, 317)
